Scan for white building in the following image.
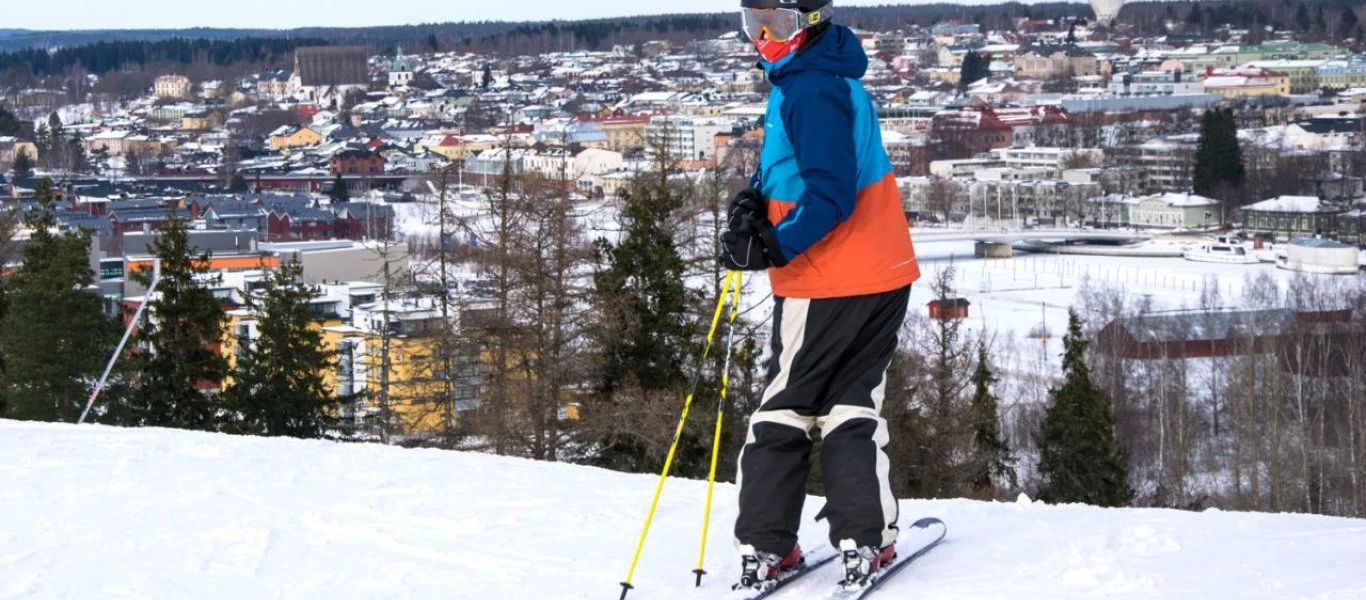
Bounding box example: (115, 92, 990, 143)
(1130, 192, 1219, 229)
(388, 49, 415, 89)
(929, 158, 998, 179)
(989, 147, 1104, 170)
(522, 147, 624, 180)
(1107, 70, 1205, 96)
(645, 116, 734, 162)
(1126, 137, 1198, 192)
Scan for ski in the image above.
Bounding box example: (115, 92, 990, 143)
(835, 517, 948, 599)
(730, 552, 841, 600)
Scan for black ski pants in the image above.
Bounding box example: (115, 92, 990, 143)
(735, 285, 910, 556)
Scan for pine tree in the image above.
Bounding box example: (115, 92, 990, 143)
(226, 259, 338, 438)
(11, 150, 33, 180)
(968, 340, 1015, 495)
(582, 151, 697, 473)
(481, 64, 493, 90)
(1295, 3, 1311, 32)
(123, 148, 141, 177)
(91, 146, 110, 175)
(329, 173, 349, 204)
(228, 172, 248, 193)
(1193, 108, 1245, 218)
(68, 135, 89, 173)
(958, 51, 991, 93)
(0, 106, 20, 137)
(1187, 5, 1206, 30)
(0, 178, 119, 422)
(1037, 310, 1133, 507)
(1340, 8, 1360, 41)
(123, 217, 230, 431)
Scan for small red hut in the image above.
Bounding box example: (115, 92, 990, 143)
(928, 298, 971, 321)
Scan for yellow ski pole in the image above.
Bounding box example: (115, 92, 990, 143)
(620, 271, 740, 600)
(694, 271, 744, 587)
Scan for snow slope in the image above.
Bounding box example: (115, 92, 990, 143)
(4, 420, 1366, 600)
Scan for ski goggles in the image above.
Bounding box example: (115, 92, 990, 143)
(741, 6, 831, 42)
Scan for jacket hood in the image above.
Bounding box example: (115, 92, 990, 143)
(762, 24, 868, 85)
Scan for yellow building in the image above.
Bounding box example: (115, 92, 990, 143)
(269, 126, 322, 152)
(0, 139, 38, 167)
(591, 116, 649, 153)
(322, 326, 462, 433)
(220, 280, 583, 437)
(1200, 67, 1291, 99)
(328, 296, 483, 434)
(181, 111, 224, 132)
(1015, 49, 1101, 80)
(154, 74, 193, 99)
(428, 134, 502, 162)
(1245, 60, 1323, 94)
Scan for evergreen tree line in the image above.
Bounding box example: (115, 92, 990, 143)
(1119, 0, 1362, 46)
(0, 178, 340, 438)
(0, 37, 329, 78)
(0, 0, 1356, 78)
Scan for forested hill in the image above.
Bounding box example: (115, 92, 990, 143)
(0, 3, 1089, 54)
(0, 0, 1357, 70)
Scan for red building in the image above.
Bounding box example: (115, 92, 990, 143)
(329, 149, 385, 176)
(928, 298, 972, 321)
(266, 208, 338, 241)
(265, 205, 394, 242)
(1095, 308, 1356, 361)
(931, 104, 1071, 158)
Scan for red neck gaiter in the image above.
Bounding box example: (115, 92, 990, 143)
(756, 30, 807, 64)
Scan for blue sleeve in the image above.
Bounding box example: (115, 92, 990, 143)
(770, 76, 858, 261)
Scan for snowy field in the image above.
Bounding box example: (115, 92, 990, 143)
(905, 239, 1363, 368)
(4, 420, 1366, 600)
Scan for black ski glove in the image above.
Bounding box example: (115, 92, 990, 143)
(721, 213, 789, 271)
(727, 188, 767, 227)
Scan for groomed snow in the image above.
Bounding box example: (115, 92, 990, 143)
(4, 421, 1366, 599)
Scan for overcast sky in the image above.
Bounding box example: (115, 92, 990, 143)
(9, 0, 950, 31)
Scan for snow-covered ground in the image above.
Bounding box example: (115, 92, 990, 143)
(906, 239, 1364, 372)
(5, 420, 1366, 600)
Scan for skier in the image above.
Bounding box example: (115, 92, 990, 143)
(720, 0, 921, 592)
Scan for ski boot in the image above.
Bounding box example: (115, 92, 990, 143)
(837, 539, 897, 592)
(732, 544, 803, 592)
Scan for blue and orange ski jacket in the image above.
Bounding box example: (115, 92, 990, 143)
(755, 24, 919, 299)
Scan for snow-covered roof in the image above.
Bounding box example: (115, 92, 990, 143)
(1243, 195, 1336, 213)
(1289, 237, 1355, 249)
(1142, 192, 1218, 207)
